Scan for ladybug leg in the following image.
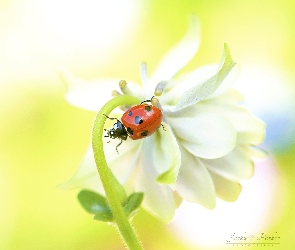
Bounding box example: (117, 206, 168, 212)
(115, 140, 123, 154)
(155, 124, 166, 133)
(103, 129, 111, 143)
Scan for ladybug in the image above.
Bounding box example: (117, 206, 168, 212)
(104, 97, 163, 153)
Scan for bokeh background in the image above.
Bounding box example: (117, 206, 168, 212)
(1, 0, 295, 249)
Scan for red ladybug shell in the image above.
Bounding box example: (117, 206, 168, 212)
(121, 103, 163, 140)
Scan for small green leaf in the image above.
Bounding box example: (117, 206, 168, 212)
(123, 192, 144, 216)
(93, 211, 113, 222)
(78, 189, 111, 214)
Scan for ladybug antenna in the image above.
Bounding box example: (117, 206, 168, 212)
(103, 114, 122, 123)
(140, 96, 155, 104)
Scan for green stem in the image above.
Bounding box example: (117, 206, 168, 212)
(92, 95, 143, 250)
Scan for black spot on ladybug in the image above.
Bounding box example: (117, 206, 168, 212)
(128, 111, 132, 116)
(145, 105, 152, 112)
(141, 130, 149, 137)
(127, 127, 133, 135)
(135, 116, 143, 124)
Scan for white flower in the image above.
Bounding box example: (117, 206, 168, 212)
(60, 18, 265, 222)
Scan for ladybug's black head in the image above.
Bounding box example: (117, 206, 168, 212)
(108, 120, 128, 141)
(103, 114, 129, 154)
(105, 120, 128, 141)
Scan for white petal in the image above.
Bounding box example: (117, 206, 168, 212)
(176, 63, 239, 100)
(167, 111, 237, 159)
(104, 137, 141, 185)
(202, 146, 254, 181)
(245, 146, 267, 158)
(58, 137, 140, 193)
(176, 147, 216, 209)
(136, 142, 176, 222)
(150, 15, 201, 85)
(61, 69, 142, 111)
(194, 100, 266, 145)
(212, 89, 244, 104)
(209, 171, 242, 202)
(148, 122, 181, 184)
(236, 117, 265, 145)
(159, 65, 217, 105)
(58, 147, 103, 192)
(175, 43, 236, 110)
(208, 64, 240, 98)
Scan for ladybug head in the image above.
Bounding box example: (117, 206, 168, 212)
(104, 119, 128, 141)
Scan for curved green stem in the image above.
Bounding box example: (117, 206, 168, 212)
(92, 95, 143, 250)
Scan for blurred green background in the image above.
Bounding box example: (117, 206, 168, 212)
(1, 0, 295, 249)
